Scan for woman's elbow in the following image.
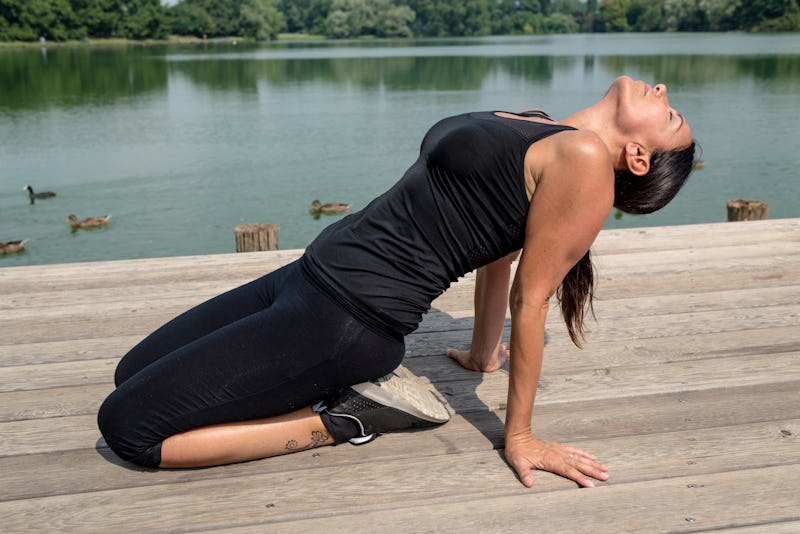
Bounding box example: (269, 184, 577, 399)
(509, 288, 551, 317)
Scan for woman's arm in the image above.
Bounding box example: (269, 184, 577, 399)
(446, 250, 519, 372)
(504, 131, 613, 488)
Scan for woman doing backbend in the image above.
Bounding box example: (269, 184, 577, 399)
(98, 76, 696, 488)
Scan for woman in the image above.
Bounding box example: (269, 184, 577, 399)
(98, 76, 696, 489)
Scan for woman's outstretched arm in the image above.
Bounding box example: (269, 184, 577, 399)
(504, 130, 613, 488)
(446, 250, 519, 372)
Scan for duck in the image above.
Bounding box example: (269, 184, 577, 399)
(310, 200, 350, 215)
(25, 185, 56, 202)
(0, 239, 28, 254)
(66, 214, 112, 230)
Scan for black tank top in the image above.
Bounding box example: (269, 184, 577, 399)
(303, 111, 575, 337)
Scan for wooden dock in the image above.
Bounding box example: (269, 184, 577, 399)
(1, 218, 798, 533)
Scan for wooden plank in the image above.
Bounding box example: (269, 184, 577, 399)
(409, 326, 800, 377)
(594, 240, 799, 269)
(0, 358, 117, 393)
(4, 336, 799, 419)
(442, 350, 800, 412)
(1, 225, 797, 308)
(1, 420, 797, 532)
(0, 249, 303, 282)
(1, 291, 798, 345)
(0, 383, 112, 422)
(242, 465, 800, 534)
(707, 522, 800, 533)
(0, 335, 141, 367)
(4, 282, 798, 333)
(1, 312, 796, 371)
(3, 347, 799, 422)
(2, 381, 799, 497)
(413, 301, 800, 345)
(592, 218, 800, 254)
(5, 321, 798, 392)
(3, 245, 797, 312)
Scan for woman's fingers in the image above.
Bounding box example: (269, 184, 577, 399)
(444, 348, 476, 370)
(507, 455, 536, 488)
(564, 448, 609, 487)
(444, 348, 507, 372)
(505, 436, 609, 489)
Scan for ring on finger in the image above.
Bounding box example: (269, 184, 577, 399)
(569, 453, 574, 459)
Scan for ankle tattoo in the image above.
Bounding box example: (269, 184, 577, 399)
(284, 430, 330, 452)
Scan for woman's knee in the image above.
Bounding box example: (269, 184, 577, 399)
(97, 392, 162, 468)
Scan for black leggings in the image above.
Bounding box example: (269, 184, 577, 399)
(97, 258, 405, 467)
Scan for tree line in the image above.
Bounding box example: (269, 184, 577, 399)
(1, 0, 798, 43)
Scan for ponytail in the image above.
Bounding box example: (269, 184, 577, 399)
(558, 140, 699, 347)
(558, 249, 595, 348)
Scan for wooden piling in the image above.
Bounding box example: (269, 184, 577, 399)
(726, 199, 770, 222)
(234, 223, 278, 252)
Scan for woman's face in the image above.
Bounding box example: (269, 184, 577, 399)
(610, 76, 693, 152)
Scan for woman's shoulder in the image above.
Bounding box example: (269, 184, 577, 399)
(532, 128, 613, 179)
(551, 128, 608, 160)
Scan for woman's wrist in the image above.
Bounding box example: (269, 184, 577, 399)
(472, 342, 507, 371)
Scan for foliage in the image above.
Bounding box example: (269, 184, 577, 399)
(0, 0, 798, 42)
(238, 0, 283, 40)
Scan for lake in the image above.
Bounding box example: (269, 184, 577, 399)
(1, 33, 799, 267)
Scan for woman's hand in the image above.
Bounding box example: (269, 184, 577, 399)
(504, 431, 609, 488)
(445, 343, 509, 372)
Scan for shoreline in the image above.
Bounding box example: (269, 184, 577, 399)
(0, 33, 323, 49)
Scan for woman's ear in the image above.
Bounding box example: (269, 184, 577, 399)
(625, 142, 650, 176)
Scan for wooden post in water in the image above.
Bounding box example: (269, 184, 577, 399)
(235, 223, 279, 252)
(726, 199, 770, 222)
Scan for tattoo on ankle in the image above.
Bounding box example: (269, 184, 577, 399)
(310, 430, 328, 447)
(284, 430, 330, 452)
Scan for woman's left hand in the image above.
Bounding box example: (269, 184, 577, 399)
(445, 343, 509, 372)
(504, 431, 609, 488)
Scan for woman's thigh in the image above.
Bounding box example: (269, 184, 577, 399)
(98, 264, 404, 464)
(114, 260, 297, 386)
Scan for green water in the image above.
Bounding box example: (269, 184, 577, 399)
(2, 33, 799, 267)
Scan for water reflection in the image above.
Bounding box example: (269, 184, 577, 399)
(602, 55, 800, 88)
(0, 47, 167, 109)
(2, 39, 800, 108)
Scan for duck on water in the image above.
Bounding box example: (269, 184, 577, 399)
(25, 185, 56, 204)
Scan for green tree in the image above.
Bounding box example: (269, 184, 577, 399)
(664, 0, 708, 31)
(71, 0, 125, 38)
(324, 0, 376, 38)
(630, 0, 665, 31)
(734, 0, 795, 30)
(597, 0, 631, 31)
(123, 0, 168, 39)
(752, 0, 800, 31)
(0, 0, 83, 41)
(170, 2, 216, 36)
(238, 0, 283, 40)
(402, 0, 493, 37)
(489, 0, 542, 34)
(699, 0, 741, 31)
(274, 0, 331, 34)
(545, 11, 578, 32)
(377, 5, 415, 37)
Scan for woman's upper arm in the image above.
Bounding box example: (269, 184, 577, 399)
(512, 132, 615, 308)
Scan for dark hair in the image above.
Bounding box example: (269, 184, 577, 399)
(614, 141, 697, 215)
(558, 141, 698, 347)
